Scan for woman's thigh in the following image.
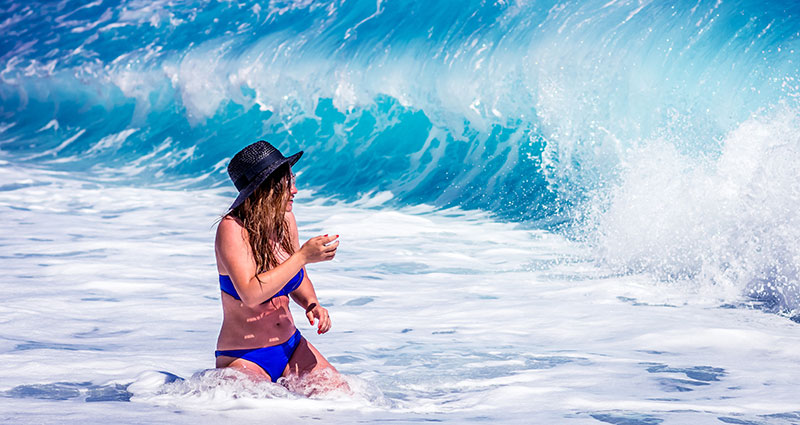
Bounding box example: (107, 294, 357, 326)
(217, 355, 272, 381)
(283, 337, 336, 377)
(283, 338, 350, 393)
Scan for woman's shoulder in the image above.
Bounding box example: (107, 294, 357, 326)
(219, 214, 243, 226)
(217, 215, 245, 238)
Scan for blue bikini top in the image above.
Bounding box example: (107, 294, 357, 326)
(219, 269, 304, 303)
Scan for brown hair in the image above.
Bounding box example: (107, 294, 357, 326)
(228, 164, 295, 276)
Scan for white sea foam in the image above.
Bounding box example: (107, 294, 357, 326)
(1, 165, 799, 424)
(25, 128, 86, 160)
(589, 108, 800, 316)
(86, 128, 139, 154)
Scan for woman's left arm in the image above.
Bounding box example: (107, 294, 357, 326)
(286, 212, 333, 334)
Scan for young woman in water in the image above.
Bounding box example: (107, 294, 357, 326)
(214, 140, 343, 386)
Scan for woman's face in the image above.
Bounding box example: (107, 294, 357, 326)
(286, 170, 298, 212)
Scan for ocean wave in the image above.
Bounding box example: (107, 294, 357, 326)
(586, 107, 800, 316)
(2, 0, 800, 310)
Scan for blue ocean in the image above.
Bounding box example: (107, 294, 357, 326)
(2, 0, 800, 423)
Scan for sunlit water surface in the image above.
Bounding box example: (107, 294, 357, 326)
(1, 164, 799, 424)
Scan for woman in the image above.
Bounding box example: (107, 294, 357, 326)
(214, 140, 342, 385)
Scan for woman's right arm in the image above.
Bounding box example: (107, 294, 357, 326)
(215, 217, 337, 308)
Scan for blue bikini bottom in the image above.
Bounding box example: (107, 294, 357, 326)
(215, 330, 302, 382)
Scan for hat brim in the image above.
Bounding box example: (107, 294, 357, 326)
(228, 151, 303, 211)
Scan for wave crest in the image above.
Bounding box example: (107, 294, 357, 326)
(588, 107, 800, 316)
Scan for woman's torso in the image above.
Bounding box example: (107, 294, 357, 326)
(216, 290, 297, 350)
(215, 219, 298, 351)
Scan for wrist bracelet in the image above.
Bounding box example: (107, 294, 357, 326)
(305, 303, 317, 313)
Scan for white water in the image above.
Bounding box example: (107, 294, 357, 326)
(588, 109, 800, 315)
(1, 164, 799, 424)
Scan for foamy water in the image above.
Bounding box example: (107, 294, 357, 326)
(2, 164, 799, 424)
(586, 108, 800, 318)
(3, 1, 800, 423)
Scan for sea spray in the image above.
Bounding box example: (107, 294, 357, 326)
(587, 107, 800, 317)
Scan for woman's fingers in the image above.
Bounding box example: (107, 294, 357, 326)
(323, 241, 338, 255)
(305, 305, 331, 333)
(321, 315, 331, 333)
(317, 312, 327, 333)
(321, 239, 338, 260)
(301, 235, 339, 263)
(314, 234, 338, 246)
(314, 308, 331, 334)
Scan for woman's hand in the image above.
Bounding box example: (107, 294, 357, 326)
(299, 234, 339, 264)
(306, 303, 332, 334)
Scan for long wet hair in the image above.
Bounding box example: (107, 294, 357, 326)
(228, 163, 295, 275)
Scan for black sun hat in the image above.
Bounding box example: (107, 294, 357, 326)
(227, 140, 303, 210)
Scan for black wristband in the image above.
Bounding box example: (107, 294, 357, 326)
(305, 303, 317, 313)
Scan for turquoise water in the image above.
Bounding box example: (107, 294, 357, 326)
(4, 0, 800, 221)
(2, 0, 800, 423)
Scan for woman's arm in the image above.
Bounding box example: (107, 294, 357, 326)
(290, 272, 332, 334)
(289, 270, 319, 313)
(286, 212, 334, 334)
(215, 216, 337, 308)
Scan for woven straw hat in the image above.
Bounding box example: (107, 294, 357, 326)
(226, 140, 303, 210)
